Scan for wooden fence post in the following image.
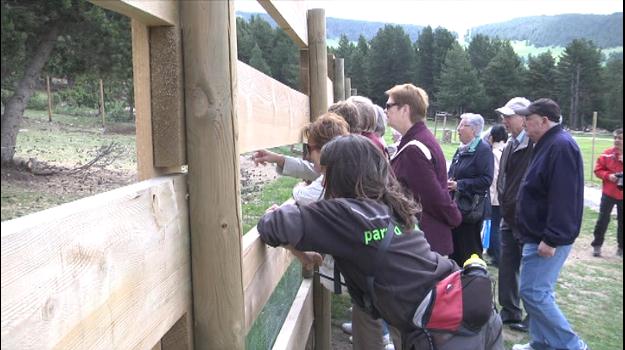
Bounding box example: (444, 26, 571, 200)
(333, 58, 345, 102)
(46, 76, 52, 122)
(344, 77, 351, 99)
(181, 1, 245, 348)
(99, 79, 105, 127)
(433, 115, 438, 140)
(590, 111, 597, 181)
(307, 8, 331, 350)
(351, 88, 357, 97)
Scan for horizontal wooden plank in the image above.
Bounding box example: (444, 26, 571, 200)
(258, 0, 308, 48)
(1, 175, 192, 350)
(242, 227, 295, 334)
(237, 61, 310, 153)
(90, 0, 178, 26)
(271, 279, 314, 350)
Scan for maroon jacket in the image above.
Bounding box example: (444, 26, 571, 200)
(391, 122, 462, 255)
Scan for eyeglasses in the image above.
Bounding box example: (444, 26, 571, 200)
(385, 102, 400, 110)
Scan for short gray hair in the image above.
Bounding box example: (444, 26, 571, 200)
(460, 113, 484, 135)
(347, 95, 376, 133)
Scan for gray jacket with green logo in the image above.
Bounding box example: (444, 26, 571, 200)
(257, 198, 458, 332)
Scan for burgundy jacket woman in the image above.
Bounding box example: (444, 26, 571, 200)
(391, 122, 462, 255)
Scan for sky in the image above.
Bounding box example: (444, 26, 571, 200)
(235, 0, 623, 39)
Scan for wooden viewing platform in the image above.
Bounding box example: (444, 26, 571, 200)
(1, 1, 355, 349)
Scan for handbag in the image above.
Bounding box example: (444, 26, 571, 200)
(453, 191, 487, 224)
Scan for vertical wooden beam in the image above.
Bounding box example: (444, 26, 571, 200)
(307, 9, 331, 350)
(327, 53, 335, 82)
(299, 49, 310, 96)
(351, 88, 357, 97)
(99, 79, 106, 127)
(344, 77, 352, 99)
(307, 8, 328, 120)
(181, 1, 245, 349)
(333, 58, 345, 102)
(46, 76, 52, 122)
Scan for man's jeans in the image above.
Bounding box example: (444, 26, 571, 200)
(520, 243, 585, 350)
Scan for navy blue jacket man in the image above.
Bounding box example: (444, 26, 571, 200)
(511, 98, 588, 350)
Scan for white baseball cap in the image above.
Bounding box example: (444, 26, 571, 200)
(495, 97, 531, 116)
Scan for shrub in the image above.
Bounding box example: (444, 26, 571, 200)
(26, 91, 49, 110)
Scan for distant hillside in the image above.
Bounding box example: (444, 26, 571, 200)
(467, 13, 623, 48)
(236, 11, 426, 43)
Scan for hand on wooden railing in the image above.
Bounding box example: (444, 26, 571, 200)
(285, 245, 322, 270)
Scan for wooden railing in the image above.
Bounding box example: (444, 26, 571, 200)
(1, 0, 352, 348)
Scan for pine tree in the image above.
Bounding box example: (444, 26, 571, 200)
(481, 42, 524, 110)
(437, 43, 487, 115)
(414, 26, 434, 94)
(524, 52, 558, 100)
(601, 55, 623, 129)
(249, 43, 272, 76)
(350, 35, 370, 97)
(467, 34, 500, 75)
(556, 39, 603, 129)
(367, 25, 415, 105)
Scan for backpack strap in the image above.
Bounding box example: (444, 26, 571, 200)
(391, 140, 433, 162)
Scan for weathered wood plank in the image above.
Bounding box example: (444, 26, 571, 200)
(150, 26, 186, 167)
(132, 20, 180, 180)
(1, 175, 191, 350)
(180, 1, 245, 348)
(242, 227, 294, 334)
(271, 279, 314, 350)
(237, 61, 310, 153)
(90, 0, 178, 26)
(258, 0, 308, 48)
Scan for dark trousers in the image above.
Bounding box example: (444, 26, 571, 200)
(487, 206, 502, 265)
(591, 194, 623, 249)
(498, 221, 528, 323)
(450, 220, 483, 266)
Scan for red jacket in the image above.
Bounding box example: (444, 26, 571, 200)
(594, 146, 623, 200)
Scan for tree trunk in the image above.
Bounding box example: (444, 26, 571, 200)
(1, 22, 62, 164)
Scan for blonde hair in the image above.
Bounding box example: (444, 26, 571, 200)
(385, 84, 429, 123)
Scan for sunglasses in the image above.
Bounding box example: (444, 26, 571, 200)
(385, 102, 400, 110)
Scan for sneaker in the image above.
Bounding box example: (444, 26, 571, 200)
(341, 322, 352, 335)
(512, 344, 535, 350)
(593, 246, 601, 257)
(348, 336, 352, 344)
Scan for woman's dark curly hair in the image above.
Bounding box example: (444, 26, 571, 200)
(320, 134, 419, 230)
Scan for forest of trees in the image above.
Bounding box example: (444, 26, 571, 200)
(468, 13, 623, 48)
(1, 1, 622, 164)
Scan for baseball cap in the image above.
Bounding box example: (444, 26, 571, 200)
(515, 98, 561, 122)
(495, 97, 531, 116)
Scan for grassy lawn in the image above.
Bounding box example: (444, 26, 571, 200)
(16, 109, 136, 170)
